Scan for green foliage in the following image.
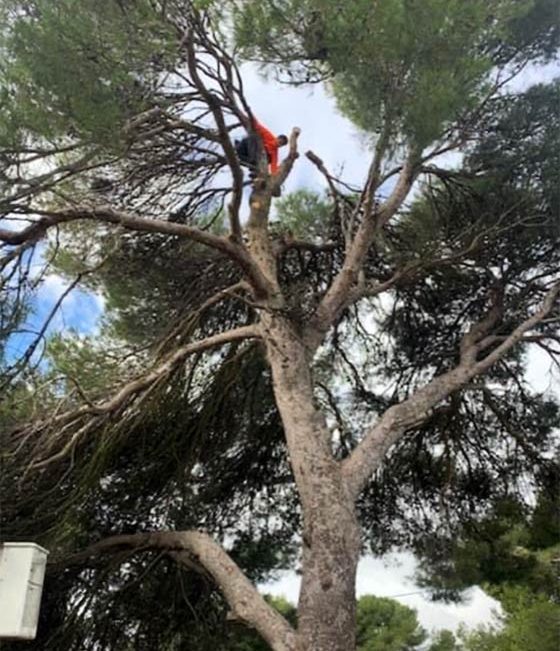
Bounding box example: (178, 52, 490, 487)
(0, 379, 37, 427)
(424, 591, 559, 651)
(273, 189, 332, 240)
(46, 331, 124, 399)
(0, 0, 176, 149)
(231, 0, 548, 147)
(356, 595, 426, 651)
(414, 432, 560, 603)
(227, 595, 426, 650)
(470, 81, 560, 217)
(459, 588, 560, 651)
(530, 496, 560, 550)
(328, 0, 502, 146)
(492, 0, 560, 62)
(47, 229, 243, 347)
(428, 630, 460, 651)
(417, 486, 560, 602)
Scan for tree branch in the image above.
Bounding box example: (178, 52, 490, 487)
(23, 325, 261, 469)
(307, 151, 419, 345)
(471, 281, 560, 374)
(183, 28, 244, 242)
(67, 530, 298, 651)
(2, 205, 272, 297)
(272, 127, 301, 190)
(376, 151, 418, 228)
(342, 280, 560, 498)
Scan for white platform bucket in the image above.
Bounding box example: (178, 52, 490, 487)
(0, 543, 49, 640)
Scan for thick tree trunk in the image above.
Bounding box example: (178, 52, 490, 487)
(263, 316, 361, 650)
(297, 495, 360, 651)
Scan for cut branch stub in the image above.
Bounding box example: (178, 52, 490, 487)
(272, 127, 301, 189)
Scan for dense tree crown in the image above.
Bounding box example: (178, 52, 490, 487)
(0, 0, 558, 650)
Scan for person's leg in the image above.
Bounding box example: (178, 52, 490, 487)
(235, 138, 249, 164)
(246, 135, 260, 179)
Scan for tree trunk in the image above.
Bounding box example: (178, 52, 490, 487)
(263, 316, 361, 650)
(297, 493, 360, 651)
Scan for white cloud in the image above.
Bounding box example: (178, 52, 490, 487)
(505, 60, 559, 93)
(526, 345, 560, 396)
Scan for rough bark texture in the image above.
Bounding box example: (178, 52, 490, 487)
(262, 316, 361, 650)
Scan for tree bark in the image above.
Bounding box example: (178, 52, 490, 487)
(297, 498, 360, 651)
(262, 315, 361, 650)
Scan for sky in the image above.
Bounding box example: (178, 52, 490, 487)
(4, 272, 105, 362)
(238, 65, 374, 195)
(8, 44, 559, 638)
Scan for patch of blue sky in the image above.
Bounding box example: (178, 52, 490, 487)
(33, 274, 105, 335)
(3, 272, 105, 366)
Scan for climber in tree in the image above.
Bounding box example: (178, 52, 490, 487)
(235, 116, 288, 178)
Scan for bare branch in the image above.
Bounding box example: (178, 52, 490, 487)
(342, 280, 560, 498)
(307, 151, 419, 344)
(272, 127, 301, 190)
(357, 270, 405, 299)
(358, 121, 392, 221)
(2, 205, 272, 297)
(183, 28, 245, 242)
(275, 236, 338, 255)
(305, 150, 340, 198)
(459, 285, 504, 364)
(472, 281, 560, 374)
(304, 150, 352, 245)
(305, 150, 360, 195)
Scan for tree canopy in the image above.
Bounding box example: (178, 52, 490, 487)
(0, 1, 558, 650)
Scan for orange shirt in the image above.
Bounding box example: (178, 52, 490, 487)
(253, 119, 280, 174)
